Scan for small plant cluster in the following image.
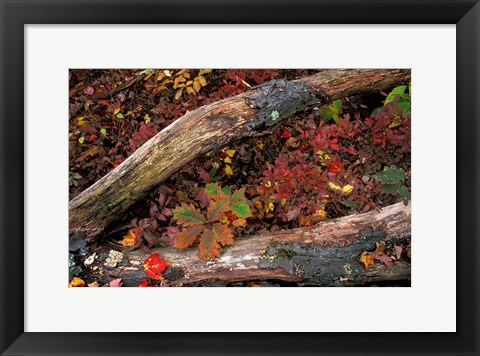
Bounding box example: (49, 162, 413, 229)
(254, 85, 411, 225)
(172, 183, 252, 260)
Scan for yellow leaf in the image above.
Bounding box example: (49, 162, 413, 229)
(218, 215, 229, 224)
(193, 79, 201, 93)
(175, 69, 187, 76)
(225, 149, 236, 157)
(232, 218, 247, 227)
(314, 209, 327, 220)
(265, 181, 272, 187)
(163, 70, 172, 77)
(225, 165, 233, 176)
(224, 157, 232, 164)
(265, 202, 275, 213)
(69, 277, 86, 287)
(75, 116, 86, 126)
(197, 75, 207, 86)
(328, 182, 353, 194)
(254, 200, 263, 209)
(212, 162, 220, 169)
(199, 69, 212, 75)
(175, 88, 183, 100)
(186, 87, 197, 95)
(257, 143, 265, 150)
(281, 198, 287, 206)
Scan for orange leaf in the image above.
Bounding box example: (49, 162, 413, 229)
(174, 225, 203, 249)
(118, 228, 138, 247)
(232, 218, 247, 227)
(359, 252, 375, 270)
(198, 224, 234, 260)
(143, 252, 170, 280)
(69, 277, 86, 287)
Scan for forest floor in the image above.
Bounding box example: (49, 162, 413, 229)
(69, 69, 411, 287)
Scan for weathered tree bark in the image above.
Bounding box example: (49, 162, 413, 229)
(88, 202, 410, 287)
(69, 69, 411, 241)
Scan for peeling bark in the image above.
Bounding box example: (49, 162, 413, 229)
(69, 69, 411, 241)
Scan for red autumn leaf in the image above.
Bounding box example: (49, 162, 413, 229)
(98, 99, 111, 106)
(139, 278, 149, 287)
(143, 252, 170, 280)
(281, 127, 292, 139)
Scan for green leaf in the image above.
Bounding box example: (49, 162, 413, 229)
(342, 200, 359, 210)
(230, 188, 252, 218)
(172, 203, 206, 226)
(372, 167, 405, 184)
(388, 121, 400, 129)
(222, 186, 232, 196)
(116, 113, 124, 119)
(398, 185, 411, 202)
(174, 225, 203, 249)
(332, 99, 342, 112)
(380, 182, 403, 194)
(209, 167, 217, 180)
(385, 85, 406, 105)
(205, 182, 221, 198)
(100, 128, 107, 135)
(396, 101, 411, 115)
(78, 137, 85, 144)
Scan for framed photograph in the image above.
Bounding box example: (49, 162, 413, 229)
(1, 0, 478, 355)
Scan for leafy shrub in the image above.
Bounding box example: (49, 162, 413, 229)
(172, 183, 252, 260)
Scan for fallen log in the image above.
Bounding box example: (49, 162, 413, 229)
(69, 69, 411, 241)
(81, 202, 411, 287)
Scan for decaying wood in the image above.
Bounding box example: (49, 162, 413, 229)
(86, 202, 410, 287)
(69, 69, 411, 241)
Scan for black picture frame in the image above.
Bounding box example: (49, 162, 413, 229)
(1, 1, 479, 355)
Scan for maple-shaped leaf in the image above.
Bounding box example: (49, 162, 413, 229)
(229, 188, 252, 218)
(373, 251, 393, 267)
(174, 225, 203, 249)
(197, 224, 234, 260)
(143, 252, 170, 280)
(172, 203, 206, 226)
(207, 194, 231, 222)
